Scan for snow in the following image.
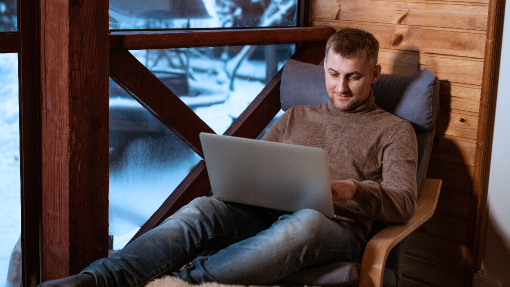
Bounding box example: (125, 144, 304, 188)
(0, 53, 20, 287)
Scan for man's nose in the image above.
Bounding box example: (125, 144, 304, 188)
(335, 78, 349, 94)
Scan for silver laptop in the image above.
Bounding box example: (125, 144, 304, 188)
(200, 133, 353, 222)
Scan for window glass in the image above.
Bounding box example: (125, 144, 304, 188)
(0, 0, 17, 32)
(133, 43, 294, 134)
(0, 53, 20, 286)
(109, 44, 293, 250)
(109, 0, 297, 30)
(109, 78, 201, 250)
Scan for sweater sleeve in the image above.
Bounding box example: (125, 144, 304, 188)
(260, 108, 291, 143)
(350, 123, 418, 224)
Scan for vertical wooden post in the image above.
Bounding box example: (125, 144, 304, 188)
(470, 0, 507, 284)
(19, 0, 41, 284)
(40, 0, 109, 280)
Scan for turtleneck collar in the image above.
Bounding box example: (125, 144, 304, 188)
(327, 88, 378, 116)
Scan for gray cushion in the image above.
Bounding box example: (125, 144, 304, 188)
(280, 59, 440, 132)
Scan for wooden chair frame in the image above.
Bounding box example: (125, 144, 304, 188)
(360, 177, 441, 287)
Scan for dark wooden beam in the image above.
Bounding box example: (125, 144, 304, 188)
(109, 49, 215, 157)
(40, 0, 109, 280)
(0, 33, 21, 52)
(19, 0, 41, 285)
(126, 40, 331, 244)
(110, 26, 335, 50)
(297, 0, 311, 27)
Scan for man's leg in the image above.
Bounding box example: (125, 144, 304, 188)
(174, 208, 360, 285)
(40, 197, 282, 287)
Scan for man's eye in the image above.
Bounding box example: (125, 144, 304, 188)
(330, 73, 339, 78)
(350, 76, 361, 80)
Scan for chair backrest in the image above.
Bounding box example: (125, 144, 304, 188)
(280, 59, 440, 285)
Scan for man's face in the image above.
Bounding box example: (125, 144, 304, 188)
(324, 50, 381, 111)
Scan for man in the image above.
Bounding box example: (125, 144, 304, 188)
(40, 28, 418, 287)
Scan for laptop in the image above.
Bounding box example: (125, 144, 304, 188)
(200, 133, 353, 222)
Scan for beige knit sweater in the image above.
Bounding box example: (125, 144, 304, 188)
(262, 92, 418, 245)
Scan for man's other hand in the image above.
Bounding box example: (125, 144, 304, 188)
(331, 180, 357, 201)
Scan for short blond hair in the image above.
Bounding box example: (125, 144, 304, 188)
(325, 28, 379, 69)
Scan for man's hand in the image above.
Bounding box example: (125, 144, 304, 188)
(331, 180, 357, 201)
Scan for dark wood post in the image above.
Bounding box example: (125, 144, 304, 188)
(40, 0, 109, 280)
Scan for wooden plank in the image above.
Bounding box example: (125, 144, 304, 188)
(436, 109, 478, 140)
(441, 82, 481, 101)
(407, 231, 468, 270)
(379, 49, 420, 76)
(403, 255, 465, 287)
(422, 54, 484, 86)
(19, 0, 41, 284)
(110, 27, 336, 50)
(426, 158, 474, 192)
(431, 134, 476, 166)
(313, 20, 486, 59)
(128, 161, 211, 245)
(421, 212, 470, 243)
(0, 33, 21, 52)
(442, 95, 480, 117)
(40, 0, 109, 280)
(109, 49, 215, 158)
(435, 187, 472, 219)
(401, 276, 432, 287)
(312, 0, 488, 31)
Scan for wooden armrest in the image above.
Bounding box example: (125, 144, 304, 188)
(359, 178, 442, 287)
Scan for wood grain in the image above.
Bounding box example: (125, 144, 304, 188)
(426, 159, 474, 192)
(312, 0, 488, 31)
(313, 20, 487, 59)
(378, 49, 420, 76)
(431, 134, 477, 166)
(422, 54, 484, 86)
(40, 0, 109, 280)
(436, 109, 479, 140)
(407, 231, 468, 269)
(421, 212, 470, 243)
(435, 187, 472, 219)
(110, 27, 336, 50)
(403, 255, 465, 287)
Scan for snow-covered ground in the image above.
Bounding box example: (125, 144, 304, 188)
(0, 53, 20, 287)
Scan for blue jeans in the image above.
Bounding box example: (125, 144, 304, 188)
(83, 197, 360, 286)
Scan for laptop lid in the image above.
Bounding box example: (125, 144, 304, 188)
(200, 132, 336, 218)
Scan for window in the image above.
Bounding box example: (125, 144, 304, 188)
(109, 0, 297, 30)
(109, 44, 292, 249)
(0, 52, 20, 286)
(0, 0, 17, 32)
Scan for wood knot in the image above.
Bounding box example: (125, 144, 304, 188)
(460, 118, 466, 123)
(397, 11, 409, 25)
(392, 33, 404, 47)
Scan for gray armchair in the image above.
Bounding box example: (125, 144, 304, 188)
(275, 59, 442, 287)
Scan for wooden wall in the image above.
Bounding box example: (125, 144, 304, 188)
(311, 0, 489, 286)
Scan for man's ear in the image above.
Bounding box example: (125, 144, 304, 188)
(323, 58, 327, 72)
(371, 64, 382, 84)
